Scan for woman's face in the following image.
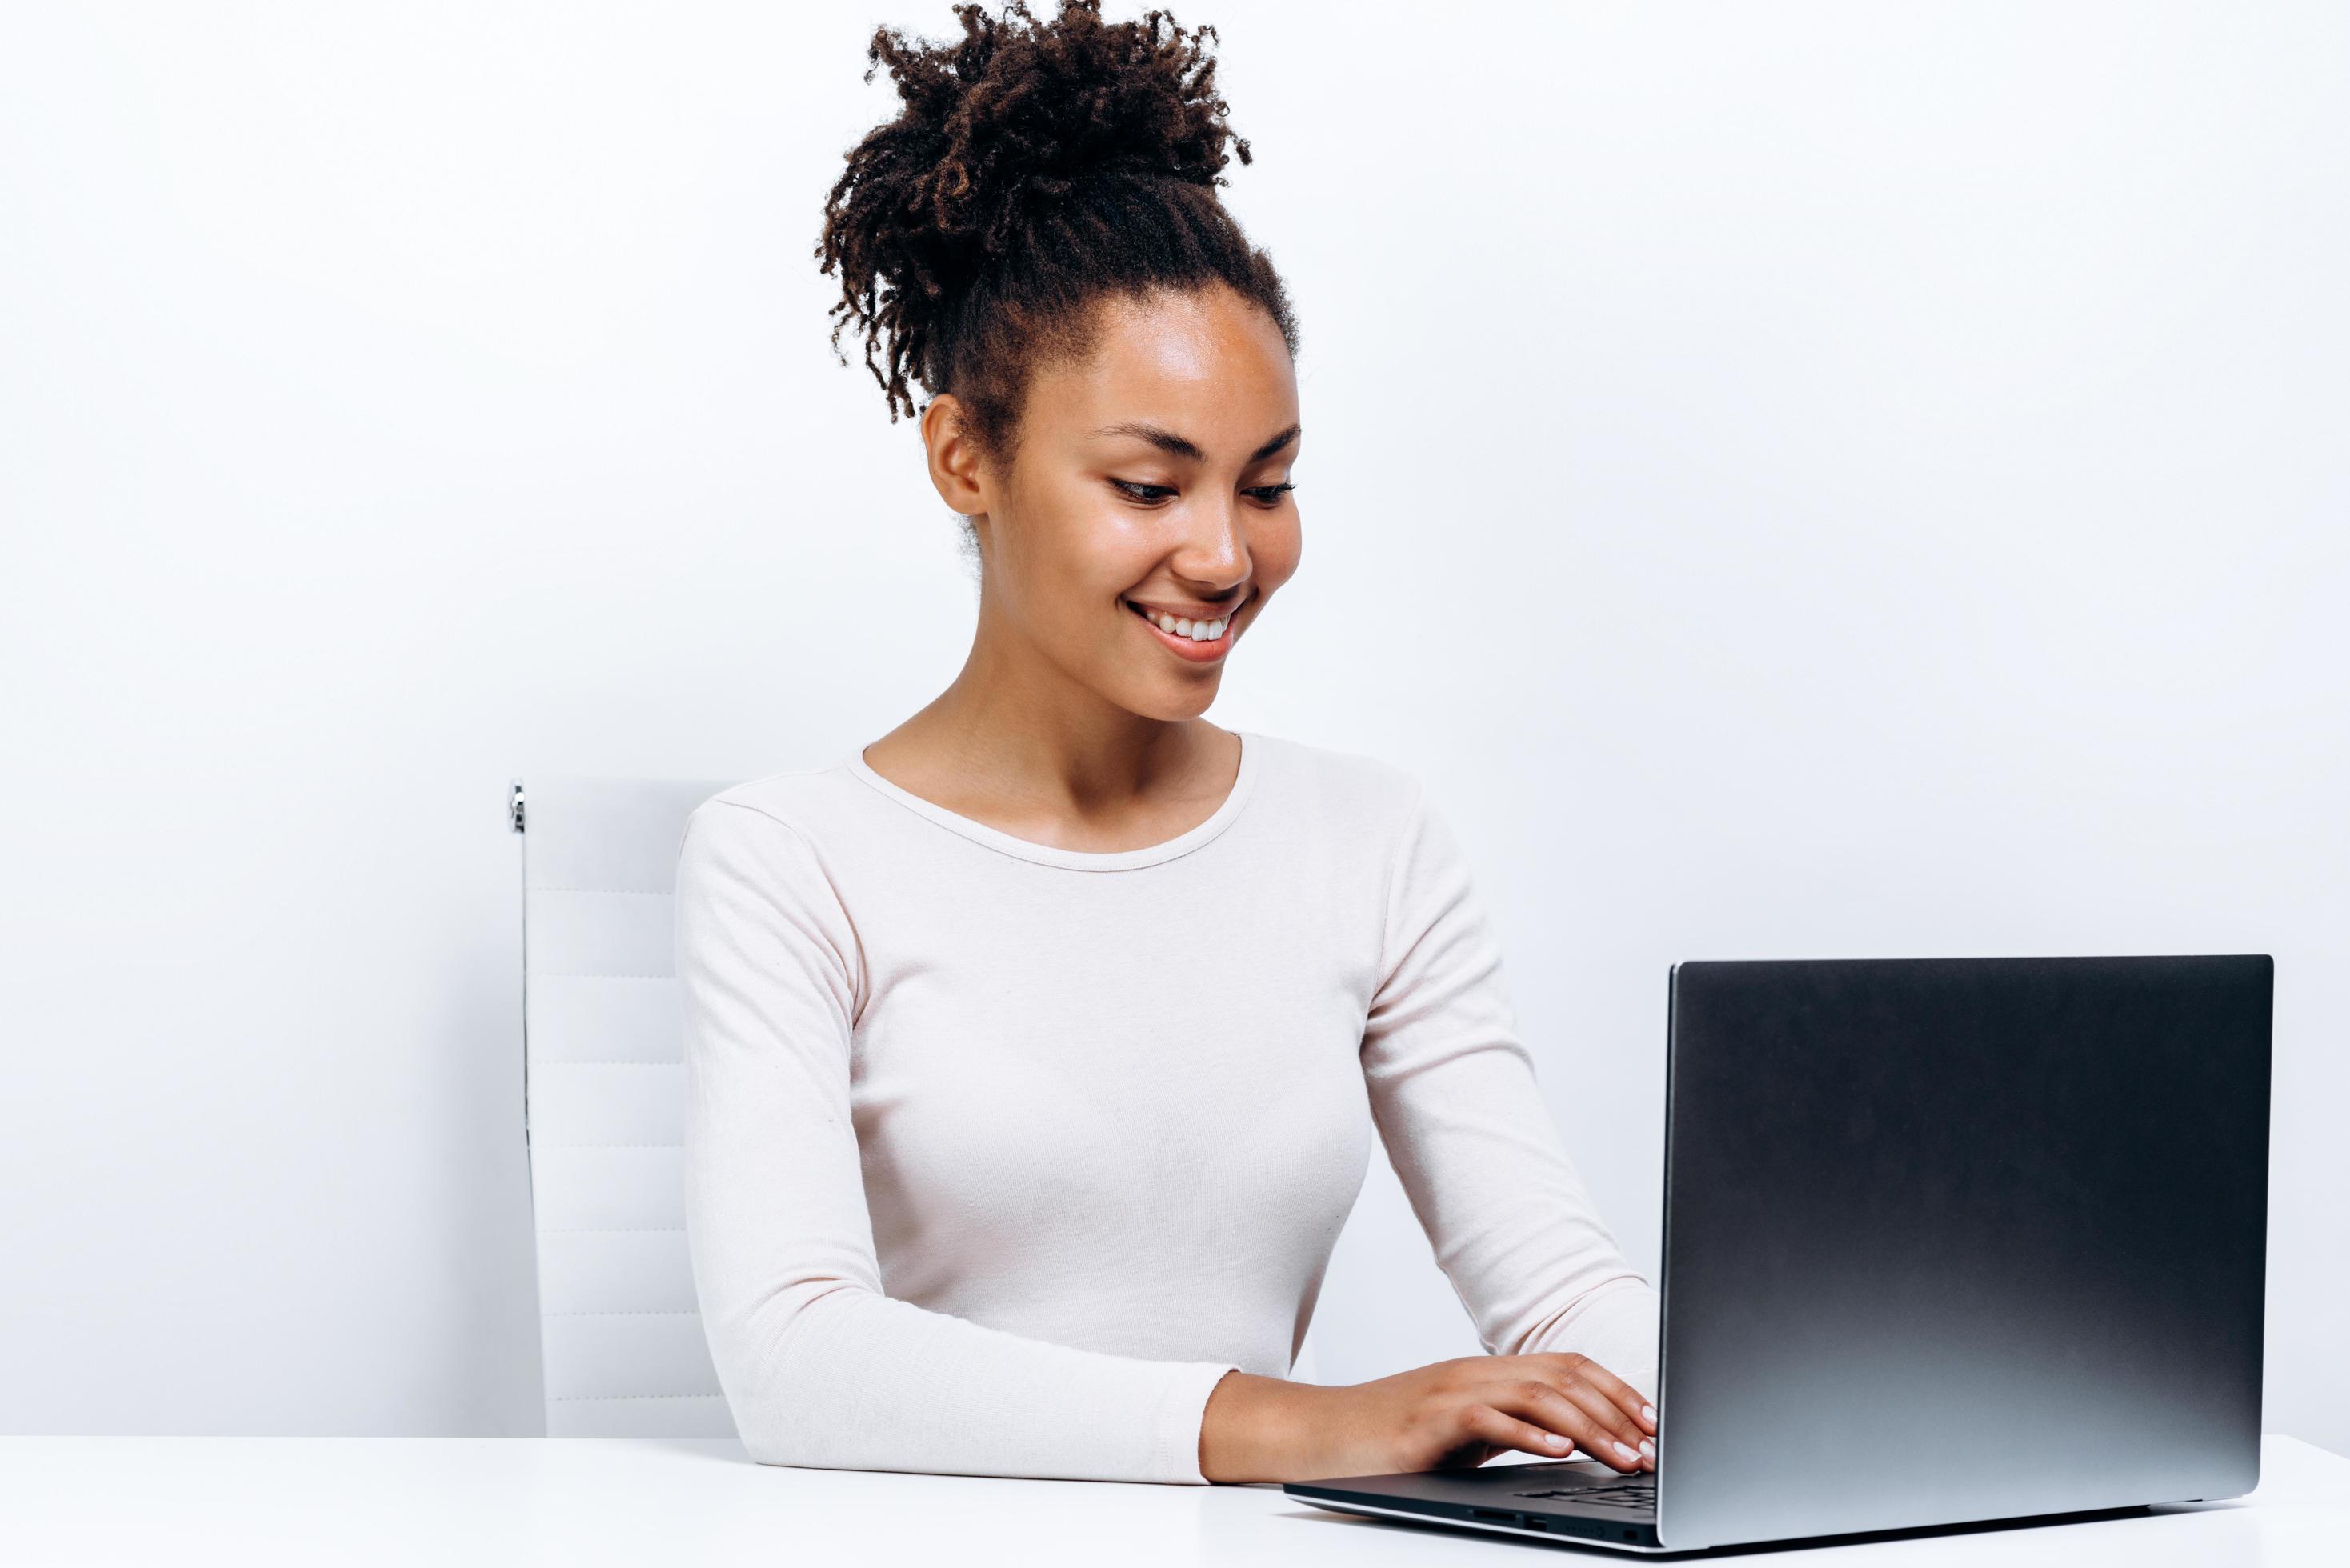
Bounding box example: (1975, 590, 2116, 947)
(926, 283, 1302, 722)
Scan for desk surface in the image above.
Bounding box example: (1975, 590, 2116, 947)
(3, 1434, 2343, 1565)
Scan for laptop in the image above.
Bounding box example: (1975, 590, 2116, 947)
(1286, 954, 2273, 1552)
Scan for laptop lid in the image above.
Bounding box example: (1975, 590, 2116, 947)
(1654, 955, 2272, 1550)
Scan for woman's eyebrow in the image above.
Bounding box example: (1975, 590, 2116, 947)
(1250, 423, 1302, 461)
(1091, 421, 1301, 463)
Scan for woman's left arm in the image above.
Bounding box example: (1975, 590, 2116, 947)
(1358, 779, 1660, 1401)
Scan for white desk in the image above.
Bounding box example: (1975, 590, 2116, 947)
(3, 1435, 2342, 1565)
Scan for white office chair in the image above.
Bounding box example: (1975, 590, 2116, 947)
(512, 773, 1329, 1439)
(513, 774, 739, 1437)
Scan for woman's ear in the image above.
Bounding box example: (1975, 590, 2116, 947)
(920, 394, 990, 518)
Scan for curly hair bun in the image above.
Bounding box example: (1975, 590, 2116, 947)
(903, 0, 1245, 242)
(819, 0, 1296, 456)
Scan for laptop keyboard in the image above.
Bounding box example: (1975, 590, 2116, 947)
(1512, 1476, 1657, 1513)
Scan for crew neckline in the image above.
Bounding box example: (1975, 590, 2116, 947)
(843, 729, 1264, 872)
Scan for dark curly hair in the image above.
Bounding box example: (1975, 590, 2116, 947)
(816, 0, 1299, 475)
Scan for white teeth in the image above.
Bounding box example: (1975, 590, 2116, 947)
(1136, 604, 1231, 642)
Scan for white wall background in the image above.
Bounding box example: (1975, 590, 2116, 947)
(3, 0, 2343, 1455)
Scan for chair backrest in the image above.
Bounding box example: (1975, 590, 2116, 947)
(514, 774, 739, 1437)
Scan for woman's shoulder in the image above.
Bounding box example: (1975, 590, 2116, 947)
(680, 759, 870, 858)
(1246, 729, 1429, 830)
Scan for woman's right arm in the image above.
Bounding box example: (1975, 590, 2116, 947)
(674, 798, 1238, 1483)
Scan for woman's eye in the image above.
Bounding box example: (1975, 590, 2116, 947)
(1109, 479, 1296, 505)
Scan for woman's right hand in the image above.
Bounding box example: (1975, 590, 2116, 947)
(1198, 1354, 1657, 1485)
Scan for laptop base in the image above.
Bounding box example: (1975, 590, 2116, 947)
(1284, 1487, 1665, 1552)
(1286, 1486, 2165, 1556)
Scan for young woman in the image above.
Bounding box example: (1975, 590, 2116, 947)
(674, 0, 1659, 1486)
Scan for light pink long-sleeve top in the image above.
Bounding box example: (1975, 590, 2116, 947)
(672, 728, 1659, 1484)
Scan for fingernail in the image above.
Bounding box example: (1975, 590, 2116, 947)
(1545, 1434, 1568, 1450)
(1641, 1404, 1657, 1425)
(1639, 1438, 1655, 1458)
(1613, 1441, 1639, 1462)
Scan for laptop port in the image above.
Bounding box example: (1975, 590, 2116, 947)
(1468, 1508, 1522, 1525)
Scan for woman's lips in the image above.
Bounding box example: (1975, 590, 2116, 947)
(1126, 598, 1239, 663)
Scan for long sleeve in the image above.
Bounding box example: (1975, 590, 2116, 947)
(1359, 782, 1660, 1398)
(673, 798, 1238, 1482)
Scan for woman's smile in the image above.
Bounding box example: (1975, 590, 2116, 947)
(1125, 590, 1248, 662)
